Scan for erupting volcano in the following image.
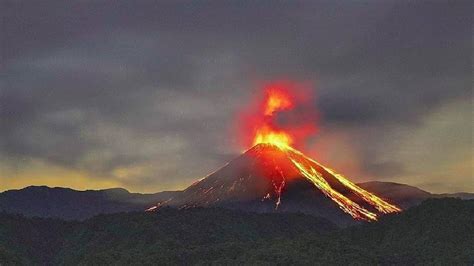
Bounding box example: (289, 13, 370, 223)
(152, 81, 401, 223)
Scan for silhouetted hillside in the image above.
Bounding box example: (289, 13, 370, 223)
(1, 198, 472, 265)
(0, 186, 180, 220)
(2, 183, 471, 222)
(357, 181, 432, 208)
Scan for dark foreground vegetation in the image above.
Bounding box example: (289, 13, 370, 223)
(1, 198, 473, 265)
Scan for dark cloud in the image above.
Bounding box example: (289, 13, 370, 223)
(1, 0, 471, 192)
(363, 161, 408, 179)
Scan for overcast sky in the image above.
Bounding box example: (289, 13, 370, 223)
(1, 0, 472, 193)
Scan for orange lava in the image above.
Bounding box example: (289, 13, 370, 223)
(240, 80, 401, 221)
(237, 81, 318, 151)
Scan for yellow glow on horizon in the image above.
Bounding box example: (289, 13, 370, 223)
(0, 159, 120, 192)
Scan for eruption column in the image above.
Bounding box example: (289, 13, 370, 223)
(240, 81, 401, 221)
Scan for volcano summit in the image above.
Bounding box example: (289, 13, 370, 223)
(153, 143, 401, 224)
(149, 82, 401, 224)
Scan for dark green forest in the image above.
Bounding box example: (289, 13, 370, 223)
(1, 198, 473, 265)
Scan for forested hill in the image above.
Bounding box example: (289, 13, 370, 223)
(1, 198, 473, 265)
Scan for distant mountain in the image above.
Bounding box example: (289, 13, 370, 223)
(1, 198, 473, 265)
(436, 192, 474, 200)
(0, 186, 181, 220)
(357, 181, 432, 208)
(0, 177, 471, 222)
(358, 181, 474, 208)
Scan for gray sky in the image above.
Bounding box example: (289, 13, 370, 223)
(1, 0, 472, 193)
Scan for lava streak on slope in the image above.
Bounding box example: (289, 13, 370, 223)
(148, 81, 401, 222)
(237, 81, 401, 221)
(256, 143, 400, 221)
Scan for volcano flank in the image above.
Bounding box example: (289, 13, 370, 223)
(150, 82, 401, 224)
(155, 143, 401, 225)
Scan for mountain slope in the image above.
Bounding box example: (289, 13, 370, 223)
(0, 186, 180, 220)
(162, 143, 400, 224)
(0, 178, 470, 221)
(358, 181, 474, 208)
(357, 181, 432, 208)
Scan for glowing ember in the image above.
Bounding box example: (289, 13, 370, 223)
(237, 81, 318, 151)
(284, 144, 400, 220)
(263, 87, 293, 116)
(251, 84, 295, 148)
(253, 126, 293, 148)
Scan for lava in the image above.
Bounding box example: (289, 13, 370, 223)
(237, 81, 318, 151)
(147, 81, 402, 222)
(239, 81, 401, 221)
(253, 125, 293, 149)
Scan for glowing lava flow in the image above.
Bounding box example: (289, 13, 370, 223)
(251, 141, 401, 221)
(246, 82, 401, 221)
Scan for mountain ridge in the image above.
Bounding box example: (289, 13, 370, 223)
(153, 143, 444, 223)
(0, 185, 181, 220)
(1, 182, 471, 221)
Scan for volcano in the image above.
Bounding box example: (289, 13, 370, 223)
(155, 143, 401, 224)
(150, 82, 401, 224)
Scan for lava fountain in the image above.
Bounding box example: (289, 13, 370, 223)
(237, 81, 401, 221)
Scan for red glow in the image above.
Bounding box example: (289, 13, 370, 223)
(147, 79, 402, 221)
(233, 80, 401, 220)
(237, 81, 318, 151)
